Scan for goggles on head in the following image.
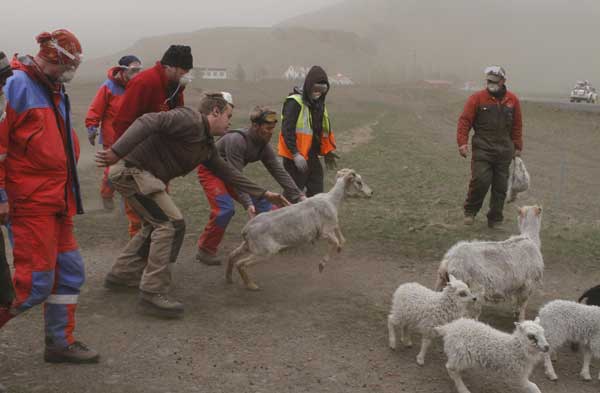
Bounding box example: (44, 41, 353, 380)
(257, 111, 278, 124)
(312, 83, 329, 94)
(51, 39, 82, 67)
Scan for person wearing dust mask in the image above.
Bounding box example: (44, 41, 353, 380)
(456, 66, 523, 229)
(112, 45, 193, 141)
(85, 55, 142, 214)
(0, 30, 99, 363)
(279, 65, 339, 197)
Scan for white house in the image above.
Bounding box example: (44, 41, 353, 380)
(283, 66, 309, 80)
(195, 67, 228, 80)
(330, 73, 355, 86)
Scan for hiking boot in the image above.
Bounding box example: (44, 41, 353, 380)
(487, 220, 504, 229)
(463, 215, 475, 226)
(44, 339, 100, 364)
(195, 249, 223, 266)
(138, 292, 184, 319)
(102, 197, 115, 211)
(104, 273, 140, 291)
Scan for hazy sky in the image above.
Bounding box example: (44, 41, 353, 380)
(3, 0, 342, 58)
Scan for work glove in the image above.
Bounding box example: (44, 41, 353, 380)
(87, 126, 99, 146)
(293, 153, 308, 173)
(324, 151, 340, 171)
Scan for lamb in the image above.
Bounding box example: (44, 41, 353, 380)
(435, 205, 544, 321)
(578, 284, 600, 306)
(226, 168, 373, 291)
(537, 299, 600, 381)
(435, 318, 549, 393)
(387, 275, 478, 366)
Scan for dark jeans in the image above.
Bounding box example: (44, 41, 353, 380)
(464, 159, 511, 223)
(0, 232, 14, 307)
(283, 152, 324, 197)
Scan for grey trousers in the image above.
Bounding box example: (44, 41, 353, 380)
(108, 162, 185, 294)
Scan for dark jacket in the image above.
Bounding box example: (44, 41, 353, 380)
(457, 88, 523, 162)
(216, 128, 303, 207)
(111, 107, 266, 197)
(281, 66, 330, 156)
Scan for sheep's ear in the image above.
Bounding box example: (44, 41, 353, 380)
(448, 274, 457, 284)
(535, 206, 542, 216)
(534, 317, 541, 324)
(514, 322, 521, 329)
(517, 207, 525, 218)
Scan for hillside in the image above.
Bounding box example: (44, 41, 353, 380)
(282, 0, 600, 92)
(78, 27, 375, 83)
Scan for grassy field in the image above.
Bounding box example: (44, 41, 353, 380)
(2, 79, 600, 393)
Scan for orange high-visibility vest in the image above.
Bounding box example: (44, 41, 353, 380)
(278, 94, 336, 160)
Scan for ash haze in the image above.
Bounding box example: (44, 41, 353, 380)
(2, 0, 342, 57)
(4, 0, 600, 93)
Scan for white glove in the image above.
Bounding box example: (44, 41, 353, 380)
(293, 153, 308, 173)
(294, 153, 308, 173)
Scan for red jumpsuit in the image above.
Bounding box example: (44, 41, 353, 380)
(0, 56, 85, 348)
(85, 67, 127, 202)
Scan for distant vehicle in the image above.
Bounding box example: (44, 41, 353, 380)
(570, 80, 597, 103)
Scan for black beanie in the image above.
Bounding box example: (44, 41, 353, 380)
(160, 45, 193, 70)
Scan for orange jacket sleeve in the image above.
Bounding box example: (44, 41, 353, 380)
(457, 94, 478, 147)
(85, 84, 109, 129)
(511, 97, 523, 151)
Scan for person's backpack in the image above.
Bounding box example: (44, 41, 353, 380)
(507, 157, 530, 203)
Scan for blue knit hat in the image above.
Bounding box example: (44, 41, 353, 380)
(118, 55, 141, 67)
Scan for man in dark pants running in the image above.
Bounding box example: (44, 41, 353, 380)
(457, 66, 523, 228)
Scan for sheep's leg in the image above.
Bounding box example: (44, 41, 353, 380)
(446, 365, 470, 393)
(319, 233, 340, 273)
(515, 292, 530, 321)
(401, 325, 412, 348)
(416, 337, 432, 366)
(543, 352, 558, 381)
(235, 255, 262, 291)
(226, 242, 249, 284)
(524, 380, 542, 393)
(334, 227, 345, 251)
(579, 346, 593, 381)
(387, 315, 397, 350)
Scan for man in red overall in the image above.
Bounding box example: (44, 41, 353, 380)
(0, 30, 99, 363)
(85, 55, 142, 212)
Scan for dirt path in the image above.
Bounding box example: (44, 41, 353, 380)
(336, 113, 385, 154)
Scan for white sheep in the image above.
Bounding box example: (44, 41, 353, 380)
(435, 205, 544, 321)
(226, 168, 373, 291)
(387, 275, 478, 366)
(435, 317, 549, 393)
(538, 299, 600, 381)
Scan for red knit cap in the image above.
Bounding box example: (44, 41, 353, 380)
(36, 29, 82, 65)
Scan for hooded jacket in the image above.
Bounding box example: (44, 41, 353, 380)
(279, 66, 335, 159)
(0, 55, 82, 216)
(112, 61, 185, 141)
(85, 66, 128, 147)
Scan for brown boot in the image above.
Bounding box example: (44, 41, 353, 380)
(195, 249, 222, 266)
(44, 339, 100, 364)
(104, 273, 139, 291)
(138, 292, 184, 319)
(463, 215, 475, 226)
